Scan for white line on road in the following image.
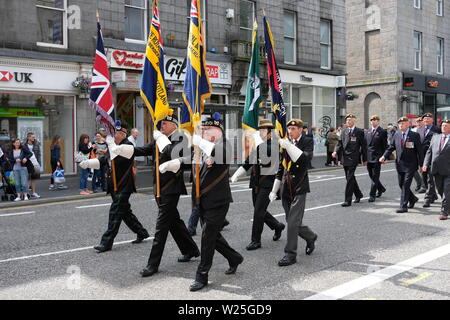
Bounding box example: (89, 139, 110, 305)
(76, 204, 111, 209)
(0, 237, 155, 264)
(0, 211, 35, 217)
(310, 169, 396, 183)
(304, 242, 450, 300)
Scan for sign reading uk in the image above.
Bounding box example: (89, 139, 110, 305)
(0, 71, 33, 83)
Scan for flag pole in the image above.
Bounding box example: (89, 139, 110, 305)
(194, 0, 202, 206)
(152, 0, 161, 204)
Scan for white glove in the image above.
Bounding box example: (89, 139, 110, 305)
(279, 139, 303, 163)
(192, 134, 214, 157)
(105, 136, 115, 147)
(153, 130, 171, 151)
(252, 131, 264, 148)
(110, 144, 134, 159)
(269, 179, 281, 202)
(230, 166, 246, 183)
(159, 158, 181, 173)
(278, 138, 290, 149)
(79, 158, 100, 170)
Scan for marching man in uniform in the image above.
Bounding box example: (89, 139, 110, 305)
(230, 119, 285, 250)
(269, 118, 318, 267)
(80, 121, 150, 253)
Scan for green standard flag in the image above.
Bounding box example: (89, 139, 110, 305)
(242, 20, 261, 131)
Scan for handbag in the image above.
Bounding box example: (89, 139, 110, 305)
(75, 151, 89, 163)
(53, 166, 66, 184)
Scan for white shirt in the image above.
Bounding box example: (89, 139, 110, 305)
(127, 135, 137, 147)
(441, 134, 450, 150)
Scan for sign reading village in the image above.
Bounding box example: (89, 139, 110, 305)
(107, 49, 231, 86)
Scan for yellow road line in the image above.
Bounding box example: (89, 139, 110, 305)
(400, 272, 433, 287)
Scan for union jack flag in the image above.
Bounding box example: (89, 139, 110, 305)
(89, 21, 115, 134)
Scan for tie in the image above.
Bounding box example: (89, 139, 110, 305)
(401, 133, 406, 147)
(372, 128, 376, 136)
(441, 135, 447, 151)
(425, 127, 430, 137)
(349, 129, 352, 137)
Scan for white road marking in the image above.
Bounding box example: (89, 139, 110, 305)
(310, 169, 396, 183)
(0, 237, 155, 264)
(304, 243, 450, 300)
(0, 211, 35, 217)
(76, 204, 110, 209)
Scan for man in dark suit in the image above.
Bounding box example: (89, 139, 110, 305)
(365, 115, 388, 202)
(269, 119, 317, 267)
(417, 113, 441, 207)
(80, 121, 150, 253)
(333, 114, 368, 207)
(188, 113, 243, 292)
(412, 116, 424, 192)
(422, 119, 450, 220)
(230, 119, 285, 251)
(136, 111, 200, 277)
(380, 117, 423, 213)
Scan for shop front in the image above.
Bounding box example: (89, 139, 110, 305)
(279, 70, 338, 155)
(0, 57, 79, 174)
(402, 73, 450, 124)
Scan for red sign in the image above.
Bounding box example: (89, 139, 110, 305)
(206, 65, 219, 79)
(112, 50, 144, 69)
(428, 80, 439, 88)
(0, 71, 13, 81)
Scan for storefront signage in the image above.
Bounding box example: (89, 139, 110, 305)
(111, 50, 144, 69)
(300, 75, 313, 82)
(0, 70, 33, 83)
(404, 77, 414, 87)
(0, 107, 44, 118)
(428, 80, 439, 88)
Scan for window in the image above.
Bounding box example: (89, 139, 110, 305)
(365, 30, 381, 71)
(239, 0, 255, 42)
(414, 0, 421, 9)
(437, 37, 444, 74)
(437, 0, 443, 16)
(414, 31, 422, 71)
(125, 0, 147, 42)
(320, 20, 331, 69)
(283, 10, 296, 64)
(36, 0, 68, 48)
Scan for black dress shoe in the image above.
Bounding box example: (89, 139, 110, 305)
(354, 197, 362, 203)
(430, 194, 438, 204)
(278, 256, 296, 267)
(408, 197, 419, 209)
(423, 201, 431, 208)
(341, 202, 351, 207)
(177, 251, 200, 262)
(376, 190, 385, 198)
(415, 185, 421, 192)
(368, 197, 376, 203)
(132, 232, 150, 244)
(140, 266, 158, 277)
(306, 235, 318, 255)
(220, 219, 230, 231)
(189, 281, 207, 292)
(246, 242, 261, 251)
(93, 245, 111, 253)
(225, 256, 244, 275)
(273, 223, 285, 241)
(396, 208, 408, 213)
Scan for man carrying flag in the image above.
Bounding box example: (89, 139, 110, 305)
(264, 15, 318, 267)
(82, 14, 149, 253)
(230, 20, 285, 251)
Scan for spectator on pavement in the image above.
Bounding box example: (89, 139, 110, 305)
(78, 134, 93, 195)
(92, 132, 107, 192)
(23, 132, 41, 199)
(326, 127, 339, 166)
(128, 128, 139, 147)
(7, 138, 32, 201)
(49, 135, 68, 191)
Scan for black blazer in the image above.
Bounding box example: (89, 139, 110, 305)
(334, 127, 367, 166)
(383, 130, 423, 173)
(276, 135, 313, 199)
(191, 137, 233, 210)
(242, 138, 278, 190)
(365, 126, 388, 163)
(134, 131, 188, 197)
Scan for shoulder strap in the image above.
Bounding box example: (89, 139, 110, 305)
(200, 168, 229, 195)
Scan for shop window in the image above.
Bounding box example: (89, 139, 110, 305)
(315, 87, 335, 155)
(300, 86, 313, 127)
(239, 0, 255, 42)
(320, 20, 332, 69)
(36, 0, 68, 48)
(284, 10, 296, 64)
(125, 0, 147, 42)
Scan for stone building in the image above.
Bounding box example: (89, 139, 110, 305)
(346, 0, 450, 128)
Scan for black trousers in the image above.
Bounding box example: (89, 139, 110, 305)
(196, 203, 242, 284)
(344, 165, 363, 202)
(100, 192, 148, 248)
(251, 187, 282, 243)
(434, 174, 450, 215)
(424, 171, 438, 201)
(367, 162, 386, 197)
(397, 170, 417, 209)
(147, 194, 199, 269)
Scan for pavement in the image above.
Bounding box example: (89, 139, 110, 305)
(0, 155, 332, 208)
(1, 161, 449, 301)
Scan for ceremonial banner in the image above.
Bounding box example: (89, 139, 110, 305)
(181, 0, 212, 134)
(89, 19, 115, 134)
(243, 20, 261, 131)
(140, 0, 169, 124)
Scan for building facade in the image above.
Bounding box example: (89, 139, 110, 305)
(346, 0, 450, 129)
(0, 0, 346, 172)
